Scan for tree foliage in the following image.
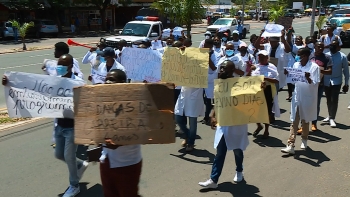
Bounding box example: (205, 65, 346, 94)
(151, 0, 215, 37)
(269, 5, 285, 22)
(10, 20, 34, 50)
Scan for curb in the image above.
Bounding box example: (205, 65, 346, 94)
(0, 41, 99, 55)
(0, 117, 45, 132)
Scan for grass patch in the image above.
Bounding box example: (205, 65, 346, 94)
(0, 112, 31, 124)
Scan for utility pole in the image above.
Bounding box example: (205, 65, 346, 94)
(310, 0, 316, 36)
(242, 0, 245, 24)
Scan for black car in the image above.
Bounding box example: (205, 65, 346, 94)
(284, 13, 295, 19)
(340, 30, 350, 47)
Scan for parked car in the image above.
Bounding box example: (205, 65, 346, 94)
(284, 13, 295, 19)
(0, 21, 14, 39)
(27, 19, 58, 38)
(206, 18, 250, 39)
(294, 13, 302, 18)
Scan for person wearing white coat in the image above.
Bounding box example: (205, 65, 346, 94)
(281, 48, 320, 155)
(198, 60, 251, 188)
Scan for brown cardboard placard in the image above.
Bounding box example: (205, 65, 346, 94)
(74, 83, 175, 145)
(276, 17, 293, 30)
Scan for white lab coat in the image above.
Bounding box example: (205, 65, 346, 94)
(82, 51, 97, 65)
(214, 125, 249, 151)
(216, 55, 246, 76)
(94, 59, 126, 77)
(174, 87, 205, 118)
(204, 53, 219, 99)
(290, 61, 320, 123)
(264, 43, 289, 88)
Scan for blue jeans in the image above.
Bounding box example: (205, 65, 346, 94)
(54, 125, 83, 187)
(175, 115, 197, 145)
(210, 136, 244, 183)
(312, 85, 324, 124)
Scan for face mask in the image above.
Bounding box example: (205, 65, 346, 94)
(222, 37, 227, 42)
(295, 55, 301, 62)
(56, 65, 68, 76)
(329, 45, 337, 53)
(205, 35, 210, 39)
(307, 43, 314, 49)
(213, 41, 220, 46)
(225, 49, 234, 57)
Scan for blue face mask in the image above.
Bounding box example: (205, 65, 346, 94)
(225, 49, 234, 57)
(295, 55, 301, 62)
(222, 37, 227, 42)
(56, 65, 68, 76)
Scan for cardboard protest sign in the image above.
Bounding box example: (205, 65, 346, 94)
(43, 59, 58, 76)
(276, 17, 293, 30)
(74, 83, 175, 145)
(285, 68, 307, 83)
(121, 48, 162, 82)
(161, 47, 209, 88)
(214, 76, 269, 126)
(91, 68, 106, 84)
(4, 71, 85, 118)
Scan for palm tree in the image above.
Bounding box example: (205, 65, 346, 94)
(268, 6, 285, 22)
(151, 0, 214, 38)
(10, 20, 34, 50)
(316, 15, 328, 38)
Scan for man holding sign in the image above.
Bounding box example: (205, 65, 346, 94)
(281, 48, 320, 155)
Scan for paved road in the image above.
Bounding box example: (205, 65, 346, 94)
(1, 18, 350, 197)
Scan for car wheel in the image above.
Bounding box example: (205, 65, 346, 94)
(242, 29, 247, 39)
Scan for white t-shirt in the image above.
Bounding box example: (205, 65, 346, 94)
(102, 145, 142, 168)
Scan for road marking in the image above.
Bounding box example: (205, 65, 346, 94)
(29, 53, 52, 58)
(0, 57, 82, 70)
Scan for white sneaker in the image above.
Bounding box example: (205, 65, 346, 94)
(77, 161, 89, 180)
(281, 145, 295, 155)
(62, 185, 80, 197)
(301, 139, 308, 149)
(322, 117, 330, 122)
(330, 119, 336, 128)
(348, 104, 350, 110)
(198, 179, 218, 188)
(233, 171, 243, 182)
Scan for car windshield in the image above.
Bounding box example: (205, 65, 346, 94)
(330, 18, 350, 27)
(213, 19, 232, 25)
(5, 22, 12, 27)
(121, 23, 151, 36)
(42, 20, 56, 25)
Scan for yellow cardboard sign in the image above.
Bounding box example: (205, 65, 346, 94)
(215, 76, 264, 97)
(161, 47, 209, 88)
(214, 76, 269, 126)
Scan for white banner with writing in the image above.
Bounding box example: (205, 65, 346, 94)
(285, 68, 307, 83)
(121, 48, 162, 82)
(4, 71, 86, 118)
(43, 59, 58, 76)
(91, 68, 106, 84)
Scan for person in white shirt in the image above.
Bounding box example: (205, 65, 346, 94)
(247, 34, 257, 55)
(216, 43, 245, 76)
(99, 69, 142, 197)
(213, 36, 225, 58)
(199, 31, 212, 48)
(235, 43, 255, 74)
(320, 25, 343, 53)
(115, 39, 127, 64)
(199, 60, 255, 188)
(228, 30, 246, 55)
(281, 48, 320, 155)
(202, 39, 218, 125)
(251, 50, 279, 139)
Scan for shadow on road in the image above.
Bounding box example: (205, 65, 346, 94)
(253, 136, 285, 147)
(199, 180, 261, 196)
(0, 39, 47, 45)
(170, 148, 215, 165)
(308, 130, 341, 143)
(271, 119, 291, 131)
(283, 147, 330, 167)
(58, 183, 103, 197)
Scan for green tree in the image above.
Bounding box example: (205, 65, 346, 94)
(269, 5, 285, 22)
(10, 20, 34, 50)
(151, 0, 214, 38)
(316, 15, 328, 38)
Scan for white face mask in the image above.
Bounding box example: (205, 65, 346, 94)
(307, 43, 314, 49)
(205, 35, 210, 39)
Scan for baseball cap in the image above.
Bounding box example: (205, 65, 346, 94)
(239, 42, 248, 48)
(97, 47, 116, 57)
(257, 50, 269, 56)
(232, 30, 239, 35)
(205, 31, 211, 35)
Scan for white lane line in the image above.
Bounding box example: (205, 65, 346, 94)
(0, 57, 82, 70)
(29, 53, 52, 58)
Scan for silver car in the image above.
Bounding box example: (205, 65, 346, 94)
(0, 21, 14, 38)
